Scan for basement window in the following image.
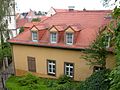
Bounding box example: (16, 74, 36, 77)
(105, 35, 111, 48)
(93, 66, 104, 72)
(32, 31, 38, 42)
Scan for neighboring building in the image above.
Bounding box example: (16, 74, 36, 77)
(46, 7, 56, 17)
(9, 10, 115, 81)
(26, 9, 40, 22)
(7, 1, 17, 38)
(46, 7, 80, 17)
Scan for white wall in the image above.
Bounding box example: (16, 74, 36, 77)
(46, 7, 56, 17)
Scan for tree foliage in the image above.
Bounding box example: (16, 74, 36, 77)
(19, 27, 24, 34)
(0, 0, 14, 61)
(31, 18, 40, 22)
(108, 17, 120, 90)
(102, 0, 120, 89)
(82, 31, 111, 67)
(77, 69, 111, 90)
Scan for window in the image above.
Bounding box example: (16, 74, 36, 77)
(32, 31, 38, 42)
(66, 33, 73, 45)
(93, 66, 104, 72)
(47, 60, 56, 75)
(64, 62, 74, 78)
(50, 32, 57, 43)
(27, 57, 36, 72)
(105, 35, 111, 48)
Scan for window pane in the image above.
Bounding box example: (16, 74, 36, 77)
(53, 65, 55, 69)
(49, 68, 52, 72)
(66, 67, 69, 71)
(49, 65, 52, 68)
(70, 68, 73, 72)
(53, 69, 55, 73)
(66, 71, 69, 75)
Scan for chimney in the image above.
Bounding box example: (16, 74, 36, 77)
(68, 6, 75, 11)
(83, 8, 86, 11)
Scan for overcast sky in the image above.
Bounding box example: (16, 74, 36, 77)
(15, 0, 113, 13)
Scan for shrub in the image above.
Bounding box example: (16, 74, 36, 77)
(17, 73, 40, 89)
(44, 79, 57, 88)
(31, 18, 40, 22)
(19, 27, 24, 34)
(77, 69, 111, 90)
(55, 82, 76, 90)
(57, 75, 72, 84)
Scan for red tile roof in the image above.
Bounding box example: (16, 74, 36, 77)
(40, 16, 49, 21)
(23, 22, 40, 28)
(16, 18, 28, 28)
(9, 10, 112, 50)
(41, 10, 111, 27)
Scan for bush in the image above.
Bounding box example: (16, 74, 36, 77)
(55, 82, 76, 90)
(44, 79, 57, 88)
(31, 18, 40, 22)
(19, 27, 24, 34)
(17, 73, 40, 89)
(77, 69, 111, 90)
(57, 75, 72, 84)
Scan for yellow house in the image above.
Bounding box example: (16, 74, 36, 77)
(9, 10, 115, 81)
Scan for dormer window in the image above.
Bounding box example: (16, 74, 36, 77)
(32, 31, 38, 42)
(50, 32, 57, 43)
(66, 33, 73, 45)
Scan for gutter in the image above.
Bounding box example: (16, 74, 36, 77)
(9, 42, 85, 51)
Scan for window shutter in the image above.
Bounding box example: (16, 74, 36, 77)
(27, 57, 36, 72)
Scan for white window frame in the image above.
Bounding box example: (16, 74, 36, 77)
(106, 35, 111, 48)
(32, 31, 38, 42)
(66, 33, 74, 45)
(48, 60, 56, 75)
(65, 63, 74, 78)
(50, 32, 57, 43)
(93, 66, 103, 72)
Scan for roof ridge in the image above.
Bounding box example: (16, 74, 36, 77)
(41, 13, 58, 23)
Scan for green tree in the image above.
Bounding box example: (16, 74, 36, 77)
(31, 18, 40, 22)
(82, 31, 111, 68)
(102, 0, 120, 90)
(77, 69, 110, 90)
(19, 27, 24, 34)
(0, 0, 14, 68)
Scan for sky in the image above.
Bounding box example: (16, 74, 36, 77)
(15, 0, 113, 13)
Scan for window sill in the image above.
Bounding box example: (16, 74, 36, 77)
(48, 73, 56, 76)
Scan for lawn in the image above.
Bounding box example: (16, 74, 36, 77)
(6, 74, 79, 90)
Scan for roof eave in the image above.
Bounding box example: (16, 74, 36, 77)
(9, 42, 85, 51)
